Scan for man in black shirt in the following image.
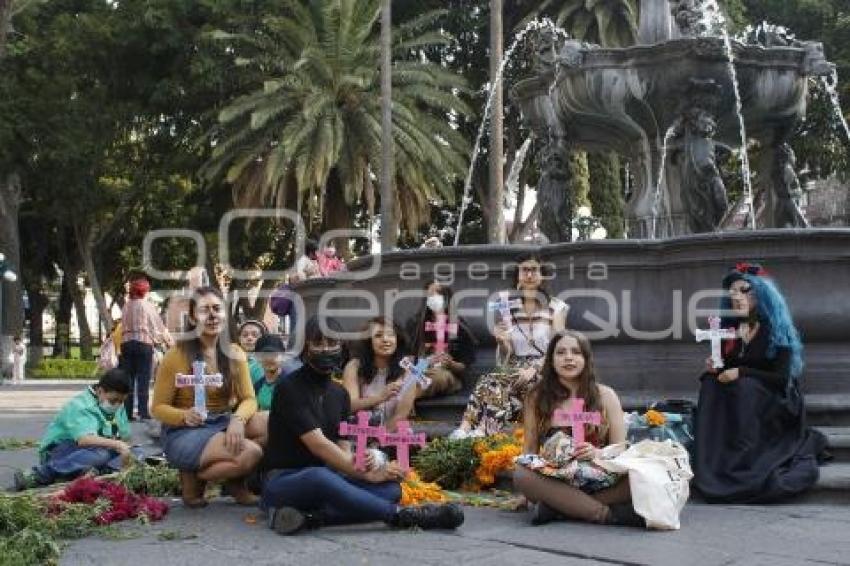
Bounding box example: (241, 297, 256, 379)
(260, 315, 464, 535)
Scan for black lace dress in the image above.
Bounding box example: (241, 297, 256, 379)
(694, 322, 828, 503)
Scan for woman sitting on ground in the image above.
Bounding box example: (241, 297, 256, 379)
(453, 252, 568, 437)
(342, 316, 416, 432)
(694, 263, 827, 503)
(152, 287, 264, 507)
(406, 280, 476, 399)
(261, 315, 464, 535)
(514, 331, 643, 527)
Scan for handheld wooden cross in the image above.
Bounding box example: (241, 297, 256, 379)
(339, 411, 386, 471)
(552, 398, 602, 445)
(398, 357, 431, 399)
(424, 313, 458, 354)
(379, 420, 427, 472)
(488, 291, 521, 328)
(696, 315, 736, 369)
(175, 359, 223, 420)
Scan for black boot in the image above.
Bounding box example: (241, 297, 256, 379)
(268, 507, 322, 536)
(390, 503, 465, 530)
(530, 502, 563, 526)
(606, 503, 646, 528)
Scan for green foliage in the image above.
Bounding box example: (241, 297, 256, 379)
(0, 438, 38, 451)
(522, 0, 638, 47)
(588, 152, 625, 238)
(569, 151, 591, 208)
(202, 0, 473, 236)
(0, 494, 103, 566)
(116, 463, 181, 497)
(413, 437, 479, 490)
(0, 528, 61, 566)
(29, 359, 98, 380)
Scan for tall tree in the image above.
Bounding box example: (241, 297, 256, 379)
(380, 0, 395, 250)
(487, 0, 506, 244)
(201, 0, 473, 242)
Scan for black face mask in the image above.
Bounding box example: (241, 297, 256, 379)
(307, 349, 343, 374)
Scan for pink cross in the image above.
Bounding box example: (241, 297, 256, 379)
(552, 398, 602, 445)
(696, 315, 737, 369)
(424, 313, 458, 354)
(339, 411, 386, 471)
(379, 420, 427, 472)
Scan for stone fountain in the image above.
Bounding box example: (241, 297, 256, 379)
(512, 0, 835, 240)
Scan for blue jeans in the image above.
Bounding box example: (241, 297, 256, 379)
(120, 340, 153, 419)
(261, 467, 401, 525)
(34, 440, 144, 484)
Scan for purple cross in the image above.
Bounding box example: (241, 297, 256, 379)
(696, 315, 737, 369)
(425, 313, 458, 354)
(175, 360, 223, 420)
(339, 411, 386, 471)
(379, 420, 427, 472)
(552, 398, 602, 445)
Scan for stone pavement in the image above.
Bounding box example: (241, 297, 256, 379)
(2, 382, 849, 566)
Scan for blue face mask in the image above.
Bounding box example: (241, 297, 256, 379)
(99, 401, 121, 415)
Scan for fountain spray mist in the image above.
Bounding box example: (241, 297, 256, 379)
(453, 19, 570, 245)
(700, 1, 756, 230)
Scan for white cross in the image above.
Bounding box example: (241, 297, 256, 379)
(175, 359, 223, 420)
(696, 316, 737, 369)
(488, 291, 521, 329)
(398, 357, 432, 399)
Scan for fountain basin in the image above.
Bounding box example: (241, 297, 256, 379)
(512, 35, 833, 238)
(296, 229, 850, 394)
(513, 37, 830, 153)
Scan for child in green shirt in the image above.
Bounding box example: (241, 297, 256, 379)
(253, 334, 301, 412)
(239, 319, 267, 384)
(13, 369, 137, 490)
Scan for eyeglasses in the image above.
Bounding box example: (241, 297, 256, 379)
(196, 304, 223, 315)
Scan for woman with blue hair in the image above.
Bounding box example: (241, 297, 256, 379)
(694, 263, 828, 503)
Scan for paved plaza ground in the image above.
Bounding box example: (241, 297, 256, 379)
(2, 383, 848, 566)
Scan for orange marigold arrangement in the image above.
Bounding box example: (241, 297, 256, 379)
(644, 409, 667, 427)
(473, 435, 522, 488)
(412, 430, 524, 491)
(399, 471, 447, 506)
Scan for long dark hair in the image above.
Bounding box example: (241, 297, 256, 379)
(178, 286, 235, 401)
(511, 251, 552, 306)
(529, 330, 603, 439)
(410, 281, 476, 356)
(356, 316, 407, 385)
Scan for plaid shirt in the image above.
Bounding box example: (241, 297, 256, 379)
(121, 298, 167, 346)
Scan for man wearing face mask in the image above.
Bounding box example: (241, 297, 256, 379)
(13, 369, 141, 490)
(261, 315, 464, 535)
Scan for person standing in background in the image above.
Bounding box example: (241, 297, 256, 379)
(121, 274, 173, 421)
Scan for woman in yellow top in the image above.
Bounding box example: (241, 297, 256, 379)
(152, 287, 263, 508)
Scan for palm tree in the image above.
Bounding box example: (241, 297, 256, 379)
(201, 0, 473, 240)
(521, 0, 638, 47)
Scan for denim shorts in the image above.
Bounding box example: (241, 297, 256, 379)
(162, 414, 230, 471)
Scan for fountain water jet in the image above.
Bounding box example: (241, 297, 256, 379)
(454, 19, 570, 245)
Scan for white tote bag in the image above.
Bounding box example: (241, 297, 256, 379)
(597, 440, 693, 530)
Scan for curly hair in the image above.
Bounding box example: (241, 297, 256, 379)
(355, 316, 408, 386)
(720, 269, 804, 380)
(528, 330, 603, 439)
